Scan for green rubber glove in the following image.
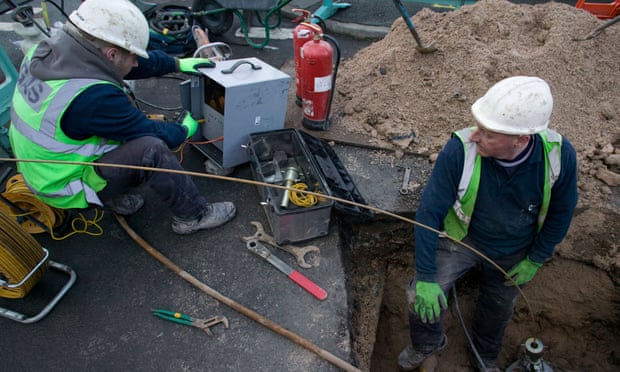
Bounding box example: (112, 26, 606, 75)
(179, 111, 199, 139)
(413, 281, 448, 324)
(178, 57, 215, 74)
(505, 256, 543, 286)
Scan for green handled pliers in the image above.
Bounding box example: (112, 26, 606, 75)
(151, 309, 229, 336)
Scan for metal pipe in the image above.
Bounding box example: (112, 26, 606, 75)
(280, 166, 299, 208)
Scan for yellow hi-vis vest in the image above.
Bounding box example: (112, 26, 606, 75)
(442, 127, 562, 240)
(9, 49, 120, 209)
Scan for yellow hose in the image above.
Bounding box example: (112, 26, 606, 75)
(0, 208, 48, 299)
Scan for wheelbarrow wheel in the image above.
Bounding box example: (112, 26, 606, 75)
(192, 0, 234, 35)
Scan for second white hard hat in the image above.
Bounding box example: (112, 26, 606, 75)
(69, 0, 150, 58)
(471, 76, 553, 135)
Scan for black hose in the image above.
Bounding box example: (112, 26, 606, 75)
(322, 33, 340, 130)
(453, 283, 489, 372)
(12, 6, 51, 38)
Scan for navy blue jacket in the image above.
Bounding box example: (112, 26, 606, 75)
(414, 132, 578, 282)
(61, 50, 187, 148)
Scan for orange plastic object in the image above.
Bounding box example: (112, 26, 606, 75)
(576, 0, 620, 20)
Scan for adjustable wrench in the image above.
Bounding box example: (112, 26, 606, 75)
(241, 221, 320, 269)
(246, 239, 327, 300)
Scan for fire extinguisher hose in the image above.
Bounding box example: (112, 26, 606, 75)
(323, 33, 341, 128)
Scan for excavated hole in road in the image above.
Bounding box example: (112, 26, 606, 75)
(340, 217, 620, 372)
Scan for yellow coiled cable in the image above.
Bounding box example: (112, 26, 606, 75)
(0, 174, 59, 234)
(289, 183, 320, 207)
(0, 208, 48, 299)
(0, 174, 104, 240)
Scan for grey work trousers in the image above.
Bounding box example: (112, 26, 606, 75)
(407, 237, 524, 361)
(95, 136, 206, 219)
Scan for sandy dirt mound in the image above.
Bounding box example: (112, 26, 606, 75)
(333, 0, 619, 210)
(332, 0, 620, 370)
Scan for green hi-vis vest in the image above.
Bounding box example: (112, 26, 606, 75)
(9, 49, 120, 210)
(443, 127, 562, 240)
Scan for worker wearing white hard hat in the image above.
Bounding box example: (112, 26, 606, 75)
(398, 76, 578, 371)
(10, 0, 236, 234)
(68, 0, 150, 58)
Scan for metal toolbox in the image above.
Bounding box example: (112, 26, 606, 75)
(187, 57, 290, 168)
(248, 129, 334, 244)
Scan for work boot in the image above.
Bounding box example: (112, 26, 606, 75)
(397, 334, 447, 371)
(105, 194, 144, 215)
(171, 202, 236, 235)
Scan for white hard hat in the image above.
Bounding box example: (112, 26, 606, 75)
(471, 76, 553, 135)
(69, 0, 150, 58)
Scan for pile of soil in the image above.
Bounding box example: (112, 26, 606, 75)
(331, 0, 619, 370)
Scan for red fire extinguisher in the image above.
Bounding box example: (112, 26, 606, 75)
(300, 25, 340, 131)
(292, 9, 320, 107)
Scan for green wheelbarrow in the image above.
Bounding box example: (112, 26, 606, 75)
(191, 0, 293, 49)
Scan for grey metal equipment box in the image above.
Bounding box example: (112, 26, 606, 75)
(189, 57, 290, 168)
(248, 129, 334, 244)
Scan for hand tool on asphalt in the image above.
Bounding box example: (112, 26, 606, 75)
(391, 0, 438, 53)
(245, 239, 327, 300)
(241, 221, 320, 269)
(400, 166, 412, 195)
(151, 309, 229, 336)
(116, 214, 359, 371)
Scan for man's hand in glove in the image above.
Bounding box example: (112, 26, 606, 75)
(178, 57, 215, 74)
(179, 111, 199, 139)
(413, 281, 448, 324)
(504, 256, 542, 286)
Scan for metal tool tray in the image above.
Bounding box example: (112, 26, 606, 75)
(248, 129, 334, 244)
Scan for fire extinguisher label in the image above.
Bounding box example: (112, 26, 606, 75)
(314, 75, 332, 93)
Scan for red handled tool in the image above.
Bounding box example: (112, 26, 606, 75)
(246, 239, 327, 301)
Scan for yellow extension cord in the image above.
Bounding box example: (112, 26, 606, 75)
(0, 174, 105, 240)
(0, 174, 61, 234)
(288, 183, 326, 207)
(0, 207, 47, 299)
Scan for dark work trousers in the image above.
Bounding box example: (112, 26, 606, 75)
(95, 136, 206, 219)
(406, 237, 525, 361)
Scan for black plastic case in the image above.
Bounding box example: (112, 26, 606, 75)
(248, 129, 372, 244)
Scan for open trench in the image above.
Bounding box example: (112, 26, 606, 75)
(339, 215, 620, 372)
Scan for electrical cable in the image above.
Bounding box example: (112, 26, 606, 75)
(452, 283, 488, 372)
(176, 135, 223, 164)
(0, 207, 48, 299)
(134, 96, 183, 112)
(0, 174, 104, 240)
(0, 156, 540, 334)
(288, 182, 319, 207)
(12, 5, 51, 38)
(126, 76, 186, 113)
(0, 174, 59, 234)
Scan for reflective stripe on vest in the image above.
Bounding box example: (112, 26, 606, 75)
(443, 127, 562, 240)
(10, 59, 118, 157)
(9, 50, 119, 208)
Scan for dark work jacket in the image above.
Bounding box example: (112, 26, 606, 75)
(26, 25, 186, 148)
(61, 50, 186, 147)
(414, 132, 578, 282)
